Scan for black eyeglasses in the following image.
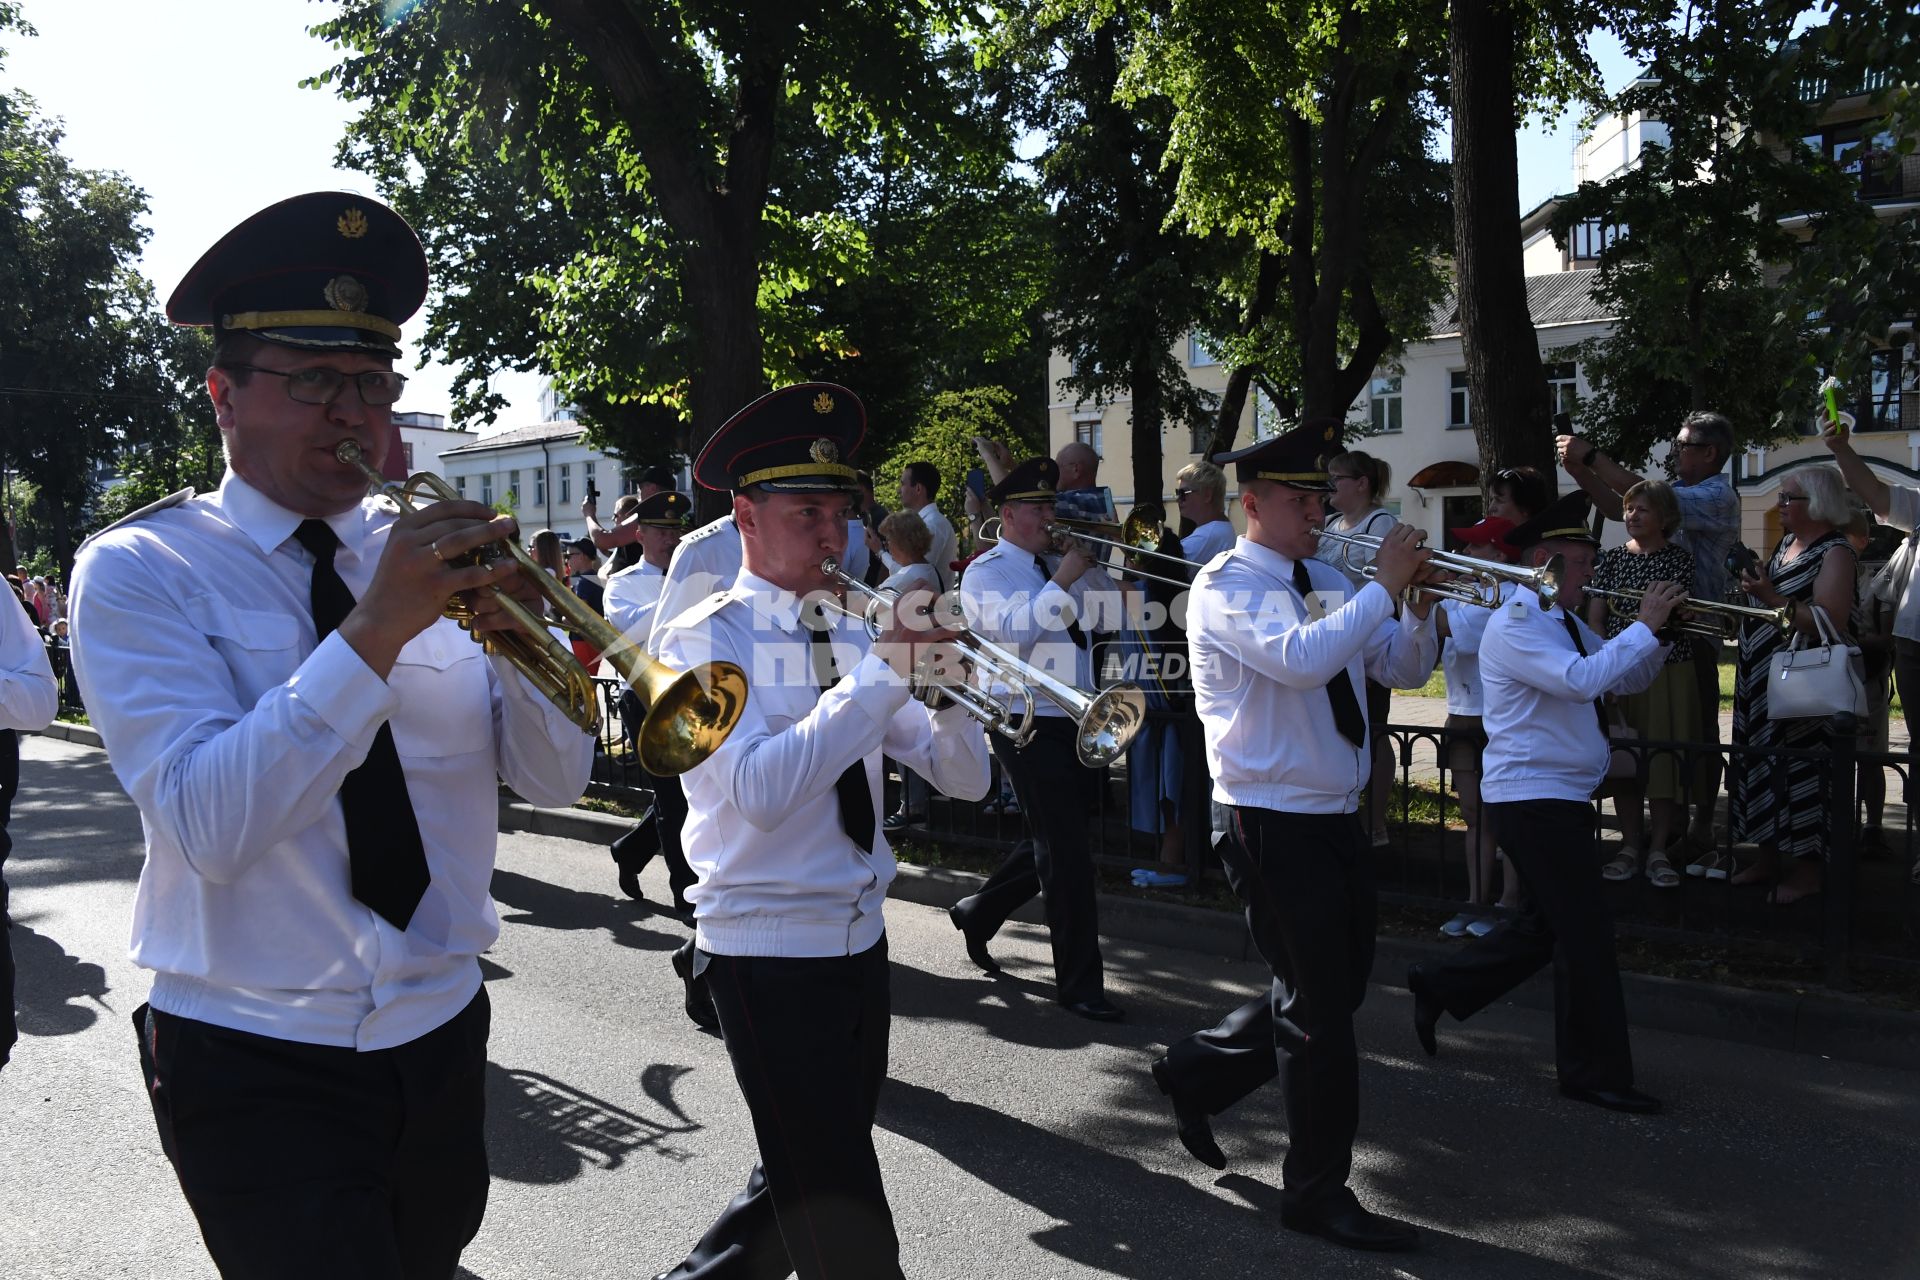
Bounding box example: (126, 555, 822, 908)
(1174, 488, 1196, 500)
(1673, 438, 1714, 451)
(1778, 493, 1809, 505)
(222, 364, 408, 407)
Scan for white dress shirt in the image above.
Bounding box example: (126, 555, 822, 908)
(1179, 519, 1237, 568)
(1438, 583, 1510, 717)
(0, 587, 58, 733)
(1189, 537, 1437, 814)
(651, 515, 744, 657)
(958, 538, 1123, 715)
(654, 571, 990, 958)
(1479, 594, 1667, 804)
(879, 561, 940, 599)
(602, 558, 668, 652)
(1876, 485, 1920, 642)
(69, 472, 596, 1052)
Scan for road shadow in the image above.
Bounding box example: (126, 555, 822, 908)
(10, 915, 112, 1039)
(485, 1061, 704, 1185)
(8, 742, 145, 889)
(489, 868, 685, 953)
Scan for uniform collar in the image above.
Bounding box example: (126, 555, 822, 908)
(218, 470, 374, 564)
(1236, 537, 1301, 581)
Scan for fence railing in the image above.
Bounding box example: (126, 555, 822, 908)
(585, 676, 1918, 988)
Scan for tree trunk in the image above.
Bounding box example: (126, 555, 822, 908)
(1130, 337, 1165, 508)
(684, 244, 770, 521)
(1450, 0, 1555, 497)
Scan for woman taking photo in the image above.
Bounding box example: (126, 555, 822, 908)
(1314, 450, 1400, 845)
(1694, 466, 1856, 904)
(1584, 480, 1697, 888)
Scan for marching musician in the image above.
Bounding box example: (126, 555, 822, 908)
(0, 577, 59, 1072)
(601, 491, 696, 911)
(1152, 418, 1435, 1252)
(67, 193, 595, 1278)
(650, 383, 988, 1280)
(948, 457, 1128, 1021)
(1407, 491, 1681, 1116)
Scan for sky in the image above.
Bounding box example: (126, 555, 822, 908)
(5, 1, 1635, 433)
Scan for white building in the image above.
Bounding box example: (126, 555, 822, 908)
(390, 411, 472, 478)
(438, 421, 639, 544)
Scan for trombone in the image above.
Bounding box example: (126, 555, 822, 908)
(977, 512, 1196, 591)
(1310, 527, 1563, 610)
(1581, 586, 1792, 640)
(335, 441, 747, 776)
(818, 556, 1147, 768)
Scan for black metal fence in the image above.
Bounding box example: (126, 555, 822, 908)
(585, 675, 1919, 989)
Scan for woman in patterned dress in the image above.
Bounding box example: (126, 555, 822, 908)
(1585, 480, 1698, 887)
(1701, 466, 1857, 904)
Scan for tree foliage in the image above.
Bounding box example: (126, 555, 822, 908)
(873, 384, 1043, 540)
(1552, 0, 1920, 465)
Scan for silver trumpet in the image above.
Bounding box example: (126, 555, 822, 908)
(1310, 527, 1563, 610)
(979, 513, 1195, 591)
(1582, 586, 1791, 640)
(818, 557, 1148, 768)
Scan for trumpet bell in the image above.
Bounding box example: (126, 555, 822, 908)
(1077, 685, 1148, 768)
(627, 659, 751, 777)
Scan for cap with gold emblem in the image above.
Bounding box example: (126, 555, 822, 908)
(629, 490, 693, 527)
(1507, 490, 1598, 549)
(692, 382, 865, 493)
(987, 457, 1061, 505)
(165, 192, 428, 359)
(1211, 416, 1345, 490)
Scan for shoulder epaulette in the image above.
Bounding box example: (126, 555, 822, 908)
(78, 488, 195, 549)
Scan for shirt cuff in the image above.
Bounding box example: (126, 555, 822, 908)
(287, 630, 400, 751)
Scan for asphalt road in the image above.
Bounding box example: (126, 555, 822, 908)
(4, 734, 1917, 1280)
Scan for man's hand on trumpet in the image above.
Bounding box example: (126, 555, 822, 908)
(1634, 580, 1688, 633)
(873, 586, 963, 684)
(339, 501, 524, 677)
(1368, 524, 1437, 618)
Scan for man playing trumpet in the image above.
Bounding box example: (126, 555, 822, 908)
(69, 193, 595, 1278)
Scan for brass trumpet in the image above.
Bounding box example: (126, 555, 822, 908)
(977, 513, 1195, 590)
(1581, 586, 1791, 640)
(1310, 527, 1563, 610)
(335, 441, 747, 775)
(818, 556, 1148, 768)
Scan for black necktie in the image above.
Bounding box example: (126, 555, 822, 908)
(805, 605, 876, 855)
(1293, 558, 1366, 747)
(1560, 611, 1612, 738)
(1033, 554, 1089, 648)
(293, 520, 431, 929)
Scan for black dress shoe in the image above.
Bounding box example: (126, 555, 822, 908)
(669, 947, 721, 1035)
(1279, 1194, 1420, 1252)
(948, 903, 999, 973)
(1560, 1083, 1664, 1114)
(1406, 963, 1443, 1058)
(1150, 1056, 1226, 1170)
(617, 867, 645, 902)
(1059, 996, 1124, 1022)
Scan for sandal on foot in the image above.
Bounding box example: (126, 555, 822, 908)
(1686, 849, 1730, 880)
(1601, 847, 1641, 881)
(1645, 851, 1680, 889)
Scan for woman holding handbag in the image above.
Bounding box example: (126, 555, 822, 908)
(1698, 466, 1857, 903)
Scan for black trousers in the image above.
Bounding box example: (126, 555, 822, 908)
(1419, 799, 1635, 1092)
(663, 941, 900, 1280)
(1160, 808, 1375, 1208)
(612, 766, 696, 913)
(953, 719, 1105, 1003)
(0, 728, 17, 1062)
(133, 989, 492, 1280)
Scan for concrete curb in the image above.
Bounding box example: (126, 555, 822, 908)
(39, 720, 102, 749)
(531, 801, 1920, 1074)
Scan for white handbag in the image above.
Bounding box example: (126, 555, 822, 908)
(1767, 604, 1867, 721)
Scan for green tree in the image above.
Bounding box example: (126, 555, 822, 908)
(874, 385, 1042, 542)
(1108, 0, 1452, 454)
(314, 0, 1014, 515)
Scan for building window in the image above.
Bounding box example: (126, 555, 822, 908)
(1191, 419, 1210, 454)
(1448, 371, 1471, 430)
(559, 463, 571, 504)
(402, 442, 415, 470)
(1368, 376, 1403, 433)
(1569, 218, 1624, 261)
(1863, 348, 1905, 432)
(534, 467, 547, 506)
(1072, 418, 1102, 455)
(1188, 334, 1219, 367)
(1544, 361, 1579, 417)
(455, 475, 467, 498)
(481, 473, 493, 506)
(622, 471, 638, 496)
(507, 470, 520, 507)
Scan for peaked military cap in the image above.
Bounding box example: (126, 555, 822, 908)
(166, 192, 428, 358)
(987, 457, 1060, 504)
(1508, 490, 1598, 549)
(693, 383, 865, 493)
(1212, 416, 1344, 490)
(630, 490, 692, 527)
